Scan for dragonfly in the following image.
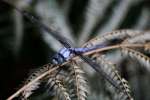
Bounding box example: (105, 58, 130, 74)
(16, 8, 122, 89)
(4, 0, 119, 88)
(3, 0, 129, 94)
(3, 1, 107, 64)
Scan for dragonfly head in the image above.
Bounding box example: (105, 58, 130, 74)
(52, 53, 65, 65)
(51, 48, 72, 65)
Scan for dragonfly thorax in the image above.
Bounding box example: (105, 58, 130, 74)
(52, 45, 105, 64)
(52, 48, 74, 64)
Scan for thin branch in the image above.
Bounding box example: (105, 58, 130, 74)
(6, 43, 147, 100)
(82, 43, 146, 58)
(7, 66, 59, 100)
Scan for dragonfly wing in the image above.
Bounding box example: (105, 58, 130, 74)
(3, 1, 72, 48)
(79, 55, 133, 100)
(79, 55, 119, 89)
(21, 9, 72, 48)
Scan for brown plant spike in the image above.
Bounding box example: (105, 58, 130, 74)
(21, 64, 53, 99)
(122, 47, 150, 72)
(47, 76, 71, 100)
(91, 54, 133, 100)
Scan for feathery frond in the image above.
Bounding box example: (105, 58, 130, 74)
(83, 30, 142, 48)
(66, 62, 88, 100)
(122, 48, 150, 72)
(47, 75, 71, 100)
(91, 54, 133, 100)
(123, 31, 150, 44)
(21, 64, 53, 99)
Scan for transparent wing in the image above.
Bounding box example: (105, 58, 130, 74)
(3, 0, 72, 48)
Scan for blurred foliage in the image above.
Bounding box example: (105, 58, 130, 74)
(0, 0, 150, 99)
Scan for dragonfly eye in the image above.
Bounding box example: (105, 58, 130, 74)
(52, 58, 59, 65)
(52, 53, 65, 64)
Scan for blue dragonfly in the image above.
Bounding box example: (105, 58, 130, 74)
(13, 7, 122, 90)
(3, 2, 132, 99)
(9, 4, 107, 64)
(52, 45, 106, 64)
(8, 2, 117, 87)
